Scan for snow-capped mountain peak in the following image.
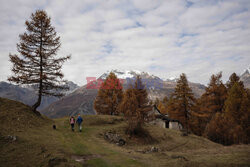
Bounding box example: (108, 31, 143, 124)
(242, 67, 250, 75)
(99, 69, 152, 80)
(240, 67, 250, 89)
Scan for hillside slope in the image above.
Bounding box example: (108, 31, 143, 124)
(0, 98, 249, 167)
(0, 98, 77, 166)
(41, 85, 97, 118)
(0, 97, 49, 134)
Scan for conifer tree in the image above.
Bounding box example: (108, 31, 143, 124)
(162, 96, 168, 104)
(154, 98, 160, 106)
(226, 73, 244, 90)
(204, 72, 227, 115)
(94, 72, 123, 115)
(120, 76, 152, 135)
(224, 82, 250, 143)
(166, 96, 178, 115)
(167, 73, 195, 132)
(225, 82, 245, 124)
(119, 87, 139, 133)
(193, 72, 227, 135)
(134, 76, 152, 123)
(204, 112, 238, 145)
(8, 10, 70, 113)
(157, 96, 168, 114)
(205, 81, 250, 145)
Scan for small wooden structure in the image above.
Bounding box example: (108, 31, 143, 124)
(153, 105, 183, 130)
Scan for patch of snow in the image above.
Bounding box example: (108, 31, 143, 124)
(166, 76, 178, 82)
(169, 77, 176, 80)
(241, 67, 250, 76)
(100, 69, 148, 79)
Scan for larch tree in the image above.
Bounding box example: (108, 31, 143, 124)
(157, 96, 168, 114)
(119, 76, 152, 135)
(134, 76, 153, 124)
(94, 72, 123, 115)
(224, 81, 250, 143)
(168, 73, 195, 132)
(226, 72, 244, 90)
(205, 79, 250, 145)
(203, 72, 227, 115)
(154, 97, 160, 106)
(119, 87, 139, 134)
(8, 10, 70, 113)
(193, 72, 227, 135)
(203, 112, 236, 145)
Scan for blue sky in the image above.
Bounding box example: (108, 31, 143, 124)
(0, 0, 249, 85)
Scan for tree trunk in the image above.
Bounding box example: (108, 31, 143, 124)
(32, 95, 41, 116)
(184, 103, 188, 135)
(32, 20, 43, 116)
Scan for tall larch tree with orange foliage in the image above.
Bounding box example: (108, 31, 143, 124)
(167, 73, 195, 133)
(94, 72, 123, 115)
(8, 10, 70, 114)
(191, 72, 227, 135)
(224, 78, 249, 144)
(119, 76, 152, 135)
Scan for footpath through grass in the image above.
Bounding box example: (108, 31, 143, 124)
(52, 115, 146, 167)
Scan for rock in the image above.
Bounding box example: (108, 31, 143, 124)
(5, 135, 17, 142)
(136, 150, 146, 154)
(171, 155, 188, 161)
(117, 139, 126, 146)
(150, 146, 158, 152)
(104, 131, 126, 146)
(48, 157, 67, 167)
(181, 131, 188, 136)
(71, 154, 101, 164)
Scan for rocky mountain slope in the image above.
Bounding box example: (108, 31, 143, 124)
(240, 68, 250, 89)
(0, 81, 79, 110)
(42, 70, 205, 118)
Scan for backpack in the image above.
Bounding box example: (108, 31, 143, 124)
(70, 117, 75, 124)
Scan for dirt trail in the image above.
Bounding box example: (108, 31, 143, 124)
(71, 154, 101, 164)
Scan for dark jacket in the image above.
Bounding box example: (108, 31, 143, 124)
(76, 116, 83, 124)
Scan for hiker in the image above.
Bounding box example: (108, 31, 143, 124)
(76, 114, 83, 132)
(70, 116, 75, 131)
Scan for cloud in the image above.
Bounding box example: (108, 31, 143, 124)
(0, 0, 249, 86)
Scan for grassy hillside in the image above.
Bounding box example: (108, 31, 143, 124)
(0, 97, 50, 134)
(0, 97, 249, 167)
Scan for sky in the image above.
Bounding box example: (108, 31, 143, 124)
(0, 0, 250, 86)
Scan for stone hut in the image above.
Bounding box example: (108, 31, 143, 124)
(152, 105, 183, 130)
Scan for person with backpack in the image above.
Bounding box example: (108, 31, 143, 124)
(70, 116, 75, 131)
(76, 114, 83, 132)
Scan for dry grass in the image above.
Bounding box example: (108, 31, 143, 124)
(0, 97, 250, 167)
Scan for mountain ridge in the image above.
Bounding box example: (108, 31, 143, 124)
(0, 81, 79, 110)
(42, 70, 206, 118)
(240, 67, 250, 89)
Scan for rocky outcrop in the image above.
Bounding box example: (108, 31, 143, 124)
(103, 130, 126, 146)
